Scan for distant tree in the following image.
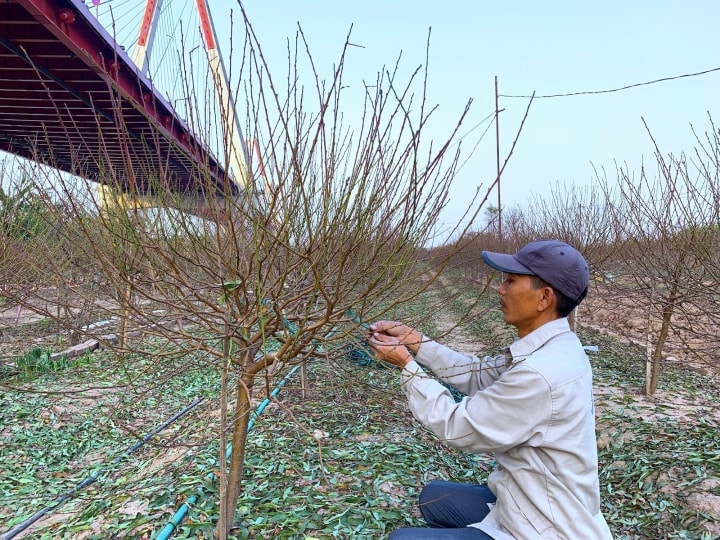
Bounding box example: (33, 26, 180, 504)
(483, 204, 499, 230)
(524, 181, 621, 275)
(607, 118, 720, 394)
(0, 175, 49, 240)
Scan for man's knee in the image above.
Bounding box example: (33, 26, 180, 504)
(419, 479, 452, 506)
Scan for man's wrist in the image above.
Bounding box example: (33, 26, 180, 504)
(408, 332, 423, 355)
(401, 352, 413, 367)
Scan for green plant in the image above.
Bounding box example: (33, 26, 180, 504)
(0, 180, 50, 240)
(15, 346, 70, 375)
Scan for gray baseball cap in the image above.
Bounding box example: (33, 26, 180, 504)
(481, 240, 589, 303)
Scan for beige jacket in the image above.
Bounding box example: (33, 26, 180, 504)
(401, 318, 613, 539)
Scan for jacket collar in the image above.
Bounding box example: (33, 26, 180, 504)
(507, 317, 571, 364)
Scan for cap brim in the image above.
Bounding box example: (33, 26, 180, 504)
(481, 251, 534, 275)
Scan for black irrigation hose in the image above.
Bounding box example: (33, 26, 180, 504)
(1, 397, 206, 540)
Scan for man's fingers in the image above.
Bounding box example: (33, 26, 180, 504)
(369, 320, 409, 338)
(369, 320, 395, 333)
(368, 332, 394, 346)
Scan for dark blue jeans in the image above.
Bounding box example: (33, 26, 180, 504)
(388, 480, 496, 540)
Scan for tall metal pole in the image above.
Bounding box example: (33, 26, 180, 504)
(126, 2, 259, 207)
(97, 0, 165, 216)
(131, 0, 164, 76)
(195, 0, 252, 191)
(495, 75, 502, 240)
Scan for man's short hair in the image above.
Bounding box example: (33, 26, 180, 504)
(529, 275, 578, 318)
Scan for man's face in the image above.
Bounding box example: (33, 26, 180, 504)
(497, 273, 548, 337)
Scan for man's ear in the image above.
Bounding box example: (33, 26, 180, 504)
(537, 286, 556, 313)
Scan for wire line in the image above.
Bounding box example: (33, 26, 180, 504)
(500, 66, 720, 99)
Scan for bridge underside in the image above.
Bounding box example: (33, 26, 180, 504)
(0, 0, 235, 202)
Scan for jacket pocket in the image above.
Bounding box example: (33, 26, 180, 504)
(501, 482, 554, 538)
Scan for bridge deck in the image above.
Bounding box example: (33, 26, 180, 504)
(0, 0, 232, 197)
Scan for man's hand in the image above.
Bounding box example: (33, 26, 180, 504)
(368, 320, 423, 355)
(367, 331, 412, 368)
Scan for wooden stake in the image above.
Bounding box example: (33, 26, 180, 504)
(495, 76, 502, 240)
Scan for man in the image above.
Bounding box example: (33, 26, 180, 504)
(368, 240, 613, 539)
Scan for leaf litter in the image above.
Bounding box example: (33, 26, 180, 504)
(1, 283, 719, 539)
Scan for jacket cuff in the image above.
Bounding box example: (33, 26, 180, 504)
(400, 359, 427, 384)
(414, 337, 442, 365)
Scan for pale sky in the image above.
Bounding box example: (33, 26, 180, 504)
(226, 1, 719, 231)
(74, 0, 720, 234)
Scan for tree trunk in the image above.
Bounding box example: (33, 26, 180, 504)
(216, 336, 230, 538)
(118, 280, 132, 349)
(647, 280, 680, 394)
(215, 369, 254, 539)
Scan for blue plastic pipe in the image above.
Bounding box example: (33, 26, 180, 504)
(156, 312, 369, 539)
(154, 363, 303, 540)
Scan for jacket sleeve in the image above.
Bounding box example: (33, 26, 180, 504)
(400, 360, 553, 453)
(414, 338, 509, 395)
